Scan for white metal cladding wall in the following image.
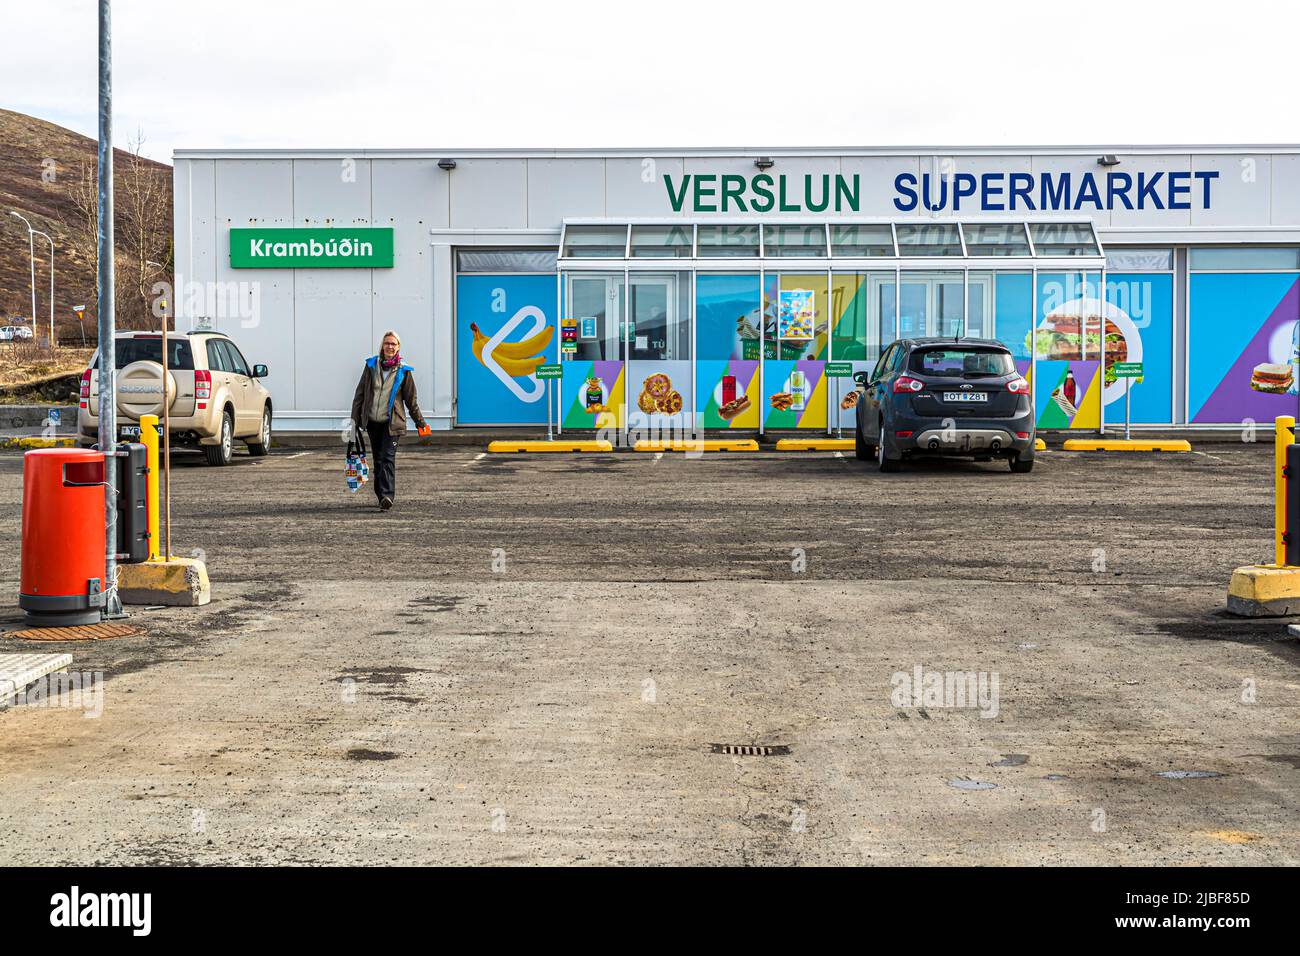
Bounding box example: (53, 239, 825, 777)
(373, 159, 450, 427)
(214, 159, 297, 416)
(174, 156, 447, 428)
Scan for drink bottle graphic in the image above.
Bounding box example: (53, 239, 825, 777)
(721, 375, 737, 406)
(790, 370, 806, 412)
(1063, 369, 1077, 407)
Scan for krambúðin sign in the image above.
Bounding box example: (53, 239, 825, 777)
(230, 228, 394, 268)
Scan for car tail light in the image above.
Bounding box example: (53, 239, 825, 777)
(1016, 431, 1030, 440)
(79, 369, 91, 406)
(195, 369, 211, 400)
(895, 430, 914, 438)
(893, 376, 924, 394)
(1007, 376, 1030, 394)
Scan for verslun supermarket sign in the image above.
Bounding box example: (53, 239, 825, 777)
(663, 170, 1219, 213)
(229, 227, 394, 268)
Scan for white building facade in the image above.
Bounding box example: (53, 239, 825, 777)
(172, 146, 1300, 432)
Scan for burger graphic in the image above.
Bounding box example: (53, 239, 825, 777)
(1028, 296, 1144, 408)
(1029, 310, 1127, 378)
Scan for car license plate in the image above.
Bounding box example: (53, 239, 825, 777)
(118, 424, 162, 440)
(944, 392, 988, 403)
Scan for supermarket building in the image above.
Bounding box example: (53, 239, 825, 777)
(171, 146, 1300, 433)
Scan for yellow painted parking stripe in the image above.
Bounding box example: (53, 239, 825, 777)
(487, 440, 613, 453)
(634, 439, 759, 452)
(775, 438, 856, 452)
(0, 437, 75, 449)
(1061, 439, 1192, 452)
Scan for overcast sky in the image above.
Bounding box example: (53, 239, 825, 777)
(5, 0, 1299, 164)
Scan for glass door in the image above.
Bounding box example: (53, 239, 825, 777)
(628, 272, 692, 433)
(899, 272, 965, 338)
(570, 275, 623, 362)
(966, 275, 992, 338)
(561, 272, 625, 430)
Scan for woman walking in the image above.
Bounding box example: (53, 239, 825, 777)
(350, 330, 430, 510)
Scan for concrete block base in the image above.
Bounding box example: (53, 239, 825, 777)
(1226, 564, 1300, 617)
(118, 558, 211, 607)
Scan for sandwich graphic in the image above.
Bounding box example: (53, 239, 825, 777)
(1250, 362, 1294, 394)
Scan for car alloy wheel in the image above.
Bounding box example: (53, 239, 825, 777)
(204, 411, 234, 466)
(877, 421, 900, 473)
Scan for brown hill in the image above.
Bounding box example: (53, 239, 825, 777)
(0, 107, 171, 343)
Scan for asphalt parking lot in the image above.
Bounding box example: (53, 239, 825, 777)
(1, 440, 1298, 865)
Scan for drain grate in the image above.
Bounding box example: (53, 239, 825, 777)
(710, 743, 790, 757)
(6, 622, 144, 642)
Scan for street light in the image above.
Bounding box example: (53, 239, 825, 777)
(32, 230, 54, 348)
(9, 211, 37, 337)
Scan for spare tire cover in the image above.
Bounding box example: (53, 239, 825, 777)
(116, 360, 176, 419)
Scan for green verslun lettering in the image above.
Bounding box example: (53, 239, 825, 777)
(664, 174, 690, 213)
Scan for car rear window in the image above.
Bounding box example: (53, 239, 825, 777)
(910, 348, 1013, 377)
(93, 337, 195, 370)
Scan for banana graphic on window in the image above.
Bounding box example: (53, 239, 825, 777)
(469, 308, 554, 402)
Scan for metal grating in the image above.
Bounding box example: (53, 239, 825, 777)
(6, 622, 144, 642)
(710, 743, 791, 757)
(0, 653, 74, 703)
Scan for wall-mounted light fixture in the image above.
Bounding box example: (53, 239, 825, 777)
(438, 158, 457, 171)
(1097, 154, 1121, 167)
(754, 157, 774, 171)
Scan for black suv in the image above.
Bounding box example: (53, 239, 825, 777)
(853, 338, 1035, 473)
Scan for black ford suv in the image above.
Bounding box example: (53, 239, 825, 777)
(853, 338, 1035, 473)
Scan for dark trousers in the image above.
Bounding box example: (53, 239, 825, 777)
(365, 422, 399, 501)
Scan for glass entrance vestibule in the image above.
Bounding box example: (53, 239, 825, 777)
(555, 220, 1108, 434)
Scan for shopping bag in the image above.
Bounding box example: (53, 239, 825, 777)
(344, 440, 362, 493)
(356, 429, 370, 486)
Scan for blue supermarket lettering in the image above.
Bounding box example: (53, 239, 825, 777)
(892, 170, 1217, 212)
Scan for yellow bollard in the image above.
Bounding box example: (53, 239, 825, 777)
(1227, 415, 1300, 614)
(1276, 417, 1295, 567)
(139, 413, 161, 561)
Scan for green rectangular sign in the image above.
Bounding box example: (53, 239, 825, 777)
(1113, 362, 1144, 378)
(229, 228, 394, 268)
(826, 361, 854, 378)
(536, 364, 563, 380)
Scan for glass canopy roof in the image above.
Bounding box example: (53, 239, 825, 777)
(560, 220, 1103, 262)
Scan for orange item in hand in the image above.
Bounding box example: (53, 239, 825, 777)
(417, 425, 432, 437)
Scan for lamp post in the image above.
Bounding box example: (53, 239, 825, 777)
(32, 230, 54, 348)
(97, 0, 124, 618)
(9, 212, 37, 334)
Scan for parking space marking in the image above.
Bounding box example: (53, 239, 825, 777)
(654, 452, 663, 462)
(282, 452, 311, 460)
(464, 453, 486, 466)
(1194, 450, 1229, 463)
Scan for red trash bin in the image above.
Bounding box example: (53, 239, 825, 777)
(19, 448, 107, 626)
